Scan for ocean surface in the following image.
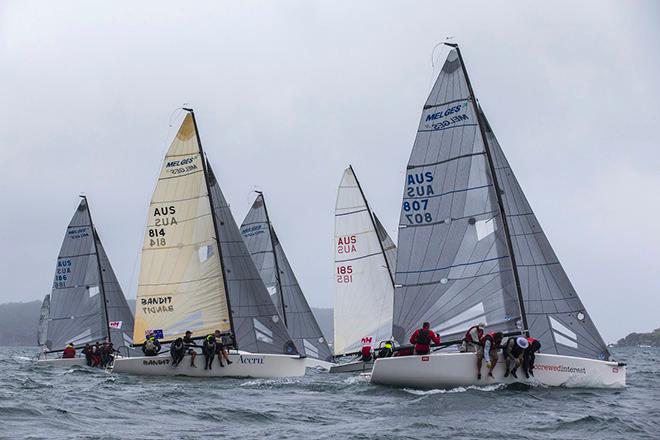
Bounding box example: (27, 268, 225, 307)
(0, 346, 658, 439)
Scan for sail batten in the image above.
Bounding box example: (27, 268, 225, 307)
(240, 193, 331, 360)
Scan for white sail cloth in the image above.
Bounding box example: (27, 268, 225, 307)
(334, 166, 396, 356)
(133, 114, 231, 343)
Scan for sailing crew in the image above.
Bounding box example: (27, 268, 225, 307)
(410, 322, 441, 355)
(92, 342, 102, 366)
(213, 330, 233, 367)
(143, 334, 161, 357)
(523, 337, 541, 378)
(183, 330, 198, 368)
(82, 343, 93, 366)
(378, 341, 394, 358)
(202, 334, 217, 370)
(477, 331, 503, 380)
(359, 344, 373, 362)
(62, 343, 76, 359)
(100, 342, 111, 367)
(170, 338, 186, 367)
(503, 336, 529, 378)
(104, 342, 118, 366)
(460, 323, 485, 353)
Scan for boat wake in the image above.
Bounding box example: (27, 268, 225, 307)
(402, 383, 507, 395)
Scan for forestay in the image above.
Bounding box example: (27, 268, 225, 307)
(207, 166, 298, 355)
(392, 48, 522, 345)
(241, 194, 332, 361)
(481, 109, 610, 360)
(334, 166, 396, 356)
(133, 114, 232, 344)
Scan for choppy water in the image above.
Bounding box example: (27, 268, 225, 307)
(0, 346, 658, 439)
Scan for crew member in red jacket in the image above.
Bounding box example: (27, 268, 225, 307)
(62, 343, 76, 359)
(410, 322, 440, 355)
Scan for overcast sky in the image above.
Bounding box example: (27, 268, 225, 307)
(1, 1, 658, 343)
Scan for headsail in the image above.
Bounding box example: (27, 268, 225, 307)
(334, 166, 396, 356)
(481, 109, 610, 360)
(392, 48, 522, 345)
(133, 113, 232, 344)
(47, 198, 134, 350)
(96, 236, 135, 350)
(373, 213, 397, 280)
(37, 294, 50, 347)
(207, 166, 298, 355)
(240, 193, 332, 361)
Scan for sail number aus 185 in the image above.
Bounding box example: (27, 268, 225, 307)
(336, 265, 353, 283)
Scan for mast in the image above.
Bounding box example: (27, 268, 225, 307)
(350, 165, 395, 287)
(82, 195, 113, 343)
(183, 108, 238, 346)
(446, 43, 529, 335)
(256, 191, 288, 327)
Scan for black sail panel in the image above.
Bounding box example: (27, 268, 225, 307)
(47, 199, 106, 350)
(393, 49, 522, 344)
(481, 109, 610, 360)
(241, 194, 333, 361)
(207, 166, 298, 355)
(95, 234, 136, 352)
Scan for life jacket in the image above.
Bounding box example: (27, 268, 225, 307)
(62, 345, 76, 358)
(144, 339, 156, 351)
(479, 331, 497, 347)
(464, 325, 484, 343)
(416, 329, 431, 345)
(361, 346, 371, 357)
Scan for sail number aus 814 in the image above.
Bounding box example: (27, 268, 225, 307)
(148, 228, 166, 247)
(403, 198, 432, 224)
(336, 265, 353, 283)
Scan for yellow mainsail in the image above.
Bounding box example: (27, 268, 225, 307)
(133, 113, 231, 343)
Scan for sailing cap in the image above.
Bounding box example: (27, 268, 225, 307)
(478, 322, 486, 328)
(516, 337, 529, 349)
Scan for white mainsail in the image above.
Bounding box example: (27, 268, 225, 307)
(133, 113, 231, 344)
(333, 166, 396, 356)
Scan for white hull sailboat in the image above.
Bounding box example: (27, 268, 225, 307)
(113, 353, 305, 378)
(114, 109, 305, 379)
(36, 197, 136, 368)
(36, 357, 88, 368)
(371, 353, 626, 389)
(370, 44, 626, 389)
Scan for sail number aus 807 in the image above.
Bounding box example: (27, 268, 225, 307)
(403, 198, 432, 224)
(336, 265, 353, 283)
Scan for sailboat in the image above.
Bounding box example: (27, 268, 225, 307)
(370, 44, 626, 389)
(112, 109, 305, 378)
(331, 165, 397, 373)
(240, 192, 334, 369)
(36, 197, 135, 367)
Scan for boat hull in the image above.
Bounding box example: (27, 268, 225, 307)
(112, 353, 306, 378)
(304, 358, 336, 371)
(35, 357, 87, 367)
(329, 360, 374, 373)
(370, 352, 626, 389)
